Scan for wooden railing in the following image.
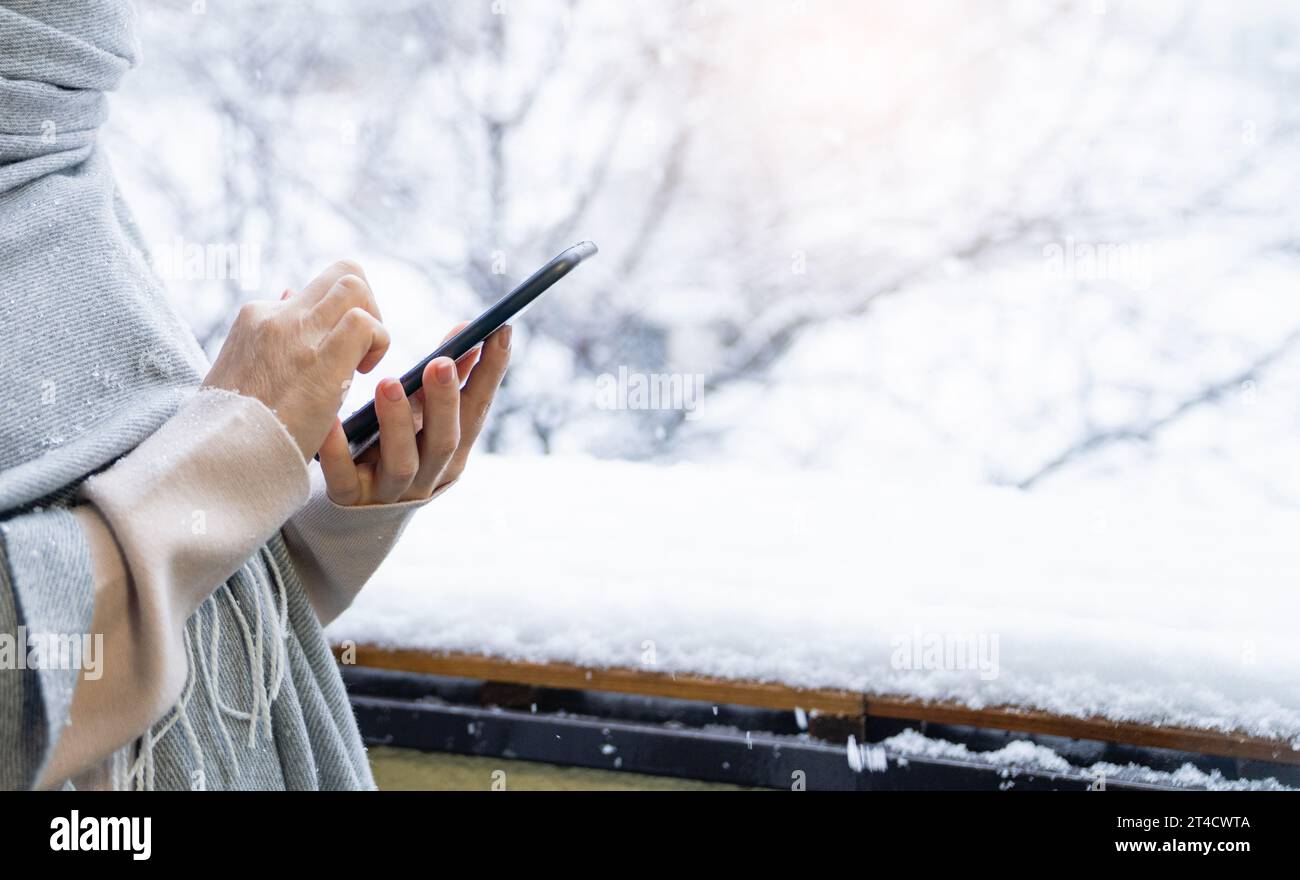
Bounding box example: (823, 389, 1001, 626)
(334, 643, 1300, 766)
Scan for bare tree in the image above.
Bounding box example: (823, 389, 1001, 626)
(109, 0, 1300, 497)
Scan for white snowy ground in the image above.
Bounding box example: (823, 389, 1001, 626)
(327, 454, 1300, 748)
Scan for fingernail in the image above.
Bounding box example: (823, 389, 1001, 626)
(382, 379, 404, 402)
(435, 358, 457, 385)
(499, 325, 512, 350)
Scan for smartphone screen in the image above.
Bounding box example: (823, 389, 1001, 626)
(339, 241, 598, 456)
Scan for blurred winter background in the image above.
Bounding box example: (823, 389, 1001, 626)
(108, 0, 1300, 505)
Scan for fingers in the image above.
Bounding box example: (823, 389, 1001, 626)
(285, 261, 386, 376)
(295, 258, 369, 309)
(410, 357, 462, 497)
(372, 378, 421, 502)
(455, 345, 482, 378)
(410, 322, 480, 409)
(439, 321, 481, 378)
(442, 325, 512, 485)
(441, 322, 470, 344)
(322, 306, 391, 376)
(312, 272, 383, 332)
(319, 318, 500, 505)
(318, 420, 364, 505)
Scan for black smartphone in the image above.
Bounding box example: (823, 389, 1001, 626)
(336, 241, 598, 458)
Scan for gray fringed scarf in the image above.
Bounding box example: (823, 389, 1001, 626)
(0, 0, 372, 789)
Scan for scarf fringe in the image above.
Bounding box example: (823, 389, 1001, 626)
(123, 547, 289, 791)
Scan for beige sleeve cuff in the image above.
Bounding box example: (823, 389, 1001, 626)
(38, 387, 310, 788)
(79, 387, 311, 624)
(282, 467, 430, 626)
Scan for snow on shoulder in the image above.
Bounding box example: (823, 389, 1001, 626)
(327, 454, 1300, 744)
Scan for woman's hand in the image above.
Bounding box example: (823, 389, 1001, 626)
(202, 260, 390, 461)
(316, 323, 512, 505)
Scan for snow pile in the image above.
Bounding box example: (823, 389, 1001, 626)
(882, 730, 1296, 791)
(328, 454, 1300, 744)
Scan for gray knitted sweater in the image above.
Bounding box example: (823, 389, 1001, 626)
(0, 0, 377, 790)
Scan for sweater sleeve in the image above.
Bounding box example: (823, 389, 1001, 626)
(281, 468, 432, 627)
(30, 387, 310, 788)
